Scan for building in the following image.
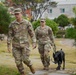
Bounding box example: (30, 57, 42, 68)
(0, 0, 5, 2)
(42, 0, 76, 19)
(4, 0, 76, 20)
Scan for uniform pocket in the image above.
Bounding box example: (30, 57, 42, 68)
(44, 43, 51, 52)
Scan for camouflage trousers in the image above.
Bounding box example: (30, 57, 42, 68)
(38, 43, 51, 67)
(12, 43, 32, 74)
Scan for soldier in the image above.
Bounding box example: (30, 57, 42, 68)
(7, 8, 36, 75)
(35, 18, 56, 70)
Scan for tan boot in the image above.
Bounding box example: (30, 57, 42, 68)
(21, 73, 26, 75)
(21, 74, 25, 75)
(43, 67, 49, 70)
(29, 65, 35, 74)
(20, 71, 26, 75)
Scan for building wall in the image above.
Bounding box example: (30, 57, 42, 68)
(42, 1, 76, 19)
(0, 0, 5, 2)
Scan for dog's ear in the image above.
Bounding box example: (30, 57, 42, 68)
(61, 48, 62, 50)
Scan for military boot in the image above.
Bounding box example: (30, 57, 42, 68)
(21, 73, 26, 75)
(20, 71, 26, 75)
(29, 65, 35, 74)
(43, 66, 49, 70)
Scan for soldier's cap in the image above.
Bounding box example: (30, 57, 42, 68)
(14, 8, 22, 14)
(40, 18, 45, 22)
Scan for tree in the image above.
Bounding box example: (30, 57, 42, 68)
(65, 28, 76, 46)
(73, 6, 76, 18)
(54, 14, 70, 27)
(7, 0, 57, 21)
(0, 4, 11, 34)
(72, 7, 76, 28)
(32, 18, 58, 35)
(71, 18, 76, 28)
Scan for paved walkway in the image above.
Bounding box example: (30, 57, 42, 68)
(29, 70, 70, 75)
(60, 39, 74, 47)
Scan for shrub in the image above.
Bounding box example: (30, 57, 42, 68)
(32, 18, 58, 35)
(32, 19, 40, 30)
(56, 30, 65, 38)
(0, 4, 11, 34)
(54, 14, 70, 27)
(65, 28, 76, 39)
(71, 18, 76, 28)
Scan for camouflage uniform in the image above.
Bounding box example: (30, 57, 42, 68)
(35, 25, 55, 69)
(7, 19, 36, 74)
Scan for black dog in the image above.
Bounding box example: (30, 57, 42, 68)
(53, 49, 65, 70)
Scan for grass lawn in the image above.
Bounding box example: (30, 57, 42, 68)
(0, 65, 19, 75)
(0, 38, 76, 75)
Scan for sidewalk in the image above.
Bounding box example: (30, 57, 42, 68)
(29, 70, 70, 75)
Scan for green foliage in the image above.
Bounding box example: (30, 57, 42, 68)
(56, 30, 65, 38)
(12, 0, 25, 5)
(32, 18, 58, 35)
(12, 0, 44, 4)
(65, 28, 76, 39)
(0, 4, 11, 34)
(54, 14, 70, 27)
(11, 16, 15, 22)
(0, 65, 19, 75)
(32, 19, 40, 30)
(70, 18, 76, 28)
(46, 18, 59, 35)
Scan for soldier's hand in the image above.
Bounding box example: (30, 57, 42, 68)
(7, 45, 11, 53)
(8, 49, 11, 53)
(32, 43, 36, 49)
(7, 47, 11, 53)
(53, 44, 56, 53)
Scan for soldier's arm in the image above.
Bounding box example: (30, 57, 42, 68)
(48, 27, 54, 44)
(7, 24, 13, 52)
(35, 28, 38, 40)
(27, 21, 36, 48)
(48, 27, 56, 52)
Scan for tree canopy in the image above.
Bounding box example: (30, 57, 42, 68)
(11, 0, 57, 21)
(54, 14, 70, 27)
(72, 6, 76, 28)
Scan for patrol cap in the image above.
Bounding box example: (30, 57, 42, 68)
(14, 8, 22, 14)
(40, 18, 45, 22)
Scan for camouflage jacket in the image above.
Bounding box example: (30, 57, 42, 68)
(35, 26, 54, 45)
(7, 19, 36, 46)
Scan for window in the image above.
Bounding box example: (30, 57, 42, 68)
(50, 9, 52, 13)
(60, 8, 65, 13)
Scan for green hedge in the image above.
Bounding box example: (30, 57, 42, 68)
(32, 18, 58, 35)
(0, 4, 11, 34)
(65, 28, 76, 39)
(56, 30, 65, 38)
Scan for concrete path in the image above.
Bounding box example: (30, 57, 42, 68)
(29, 70, 70, 75)
(60, 39, 74, 47)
